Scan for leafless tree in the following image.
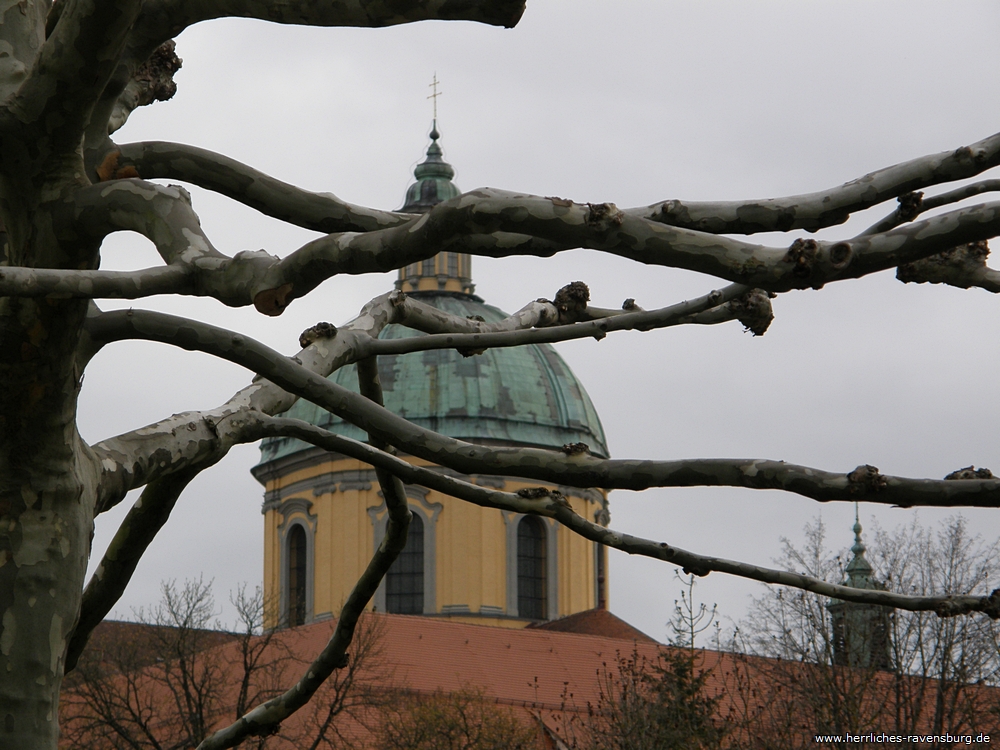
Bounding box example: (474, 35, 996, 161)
(62, 579, 275, 748)
(557, 646, 726, 750)
(60, 579, 384, 749)
(370, 687, 541, 750)
(4, 2, 1000, 748)
(725, 517, 1000, 748)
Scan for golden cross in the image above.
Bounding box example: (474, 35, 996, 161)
(427, 73, 442, 120)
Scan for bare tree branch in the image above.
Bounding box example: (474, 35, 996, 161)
(0, 264, 191, 301)
(21, 179, 998, 315)
(131, 0, 525, 55)
(64, 179, 225, 265)
(897, 240, 1000, 293)
(87, 306, 1000, 510)
(263, 191, 1000, 310)
(363, 283, 755, 357)
(0, 230, 564, 309)
(627, 130, 1000, 234)
(84, 278, 753, 500)
(250, 417, 1000, 619)
(65, 469, 201, 674)
(115, 141, 413, 233)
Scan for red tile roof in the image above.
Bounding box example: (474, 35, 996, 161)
(286, 612, 662, 711)
(65, 611, 1000, 748)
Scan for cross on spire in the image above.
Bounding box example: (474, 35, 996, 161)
(427, 73, 442, 120)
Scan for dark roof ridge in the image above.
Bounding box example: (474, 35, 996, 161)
(526, 607, 659, 643)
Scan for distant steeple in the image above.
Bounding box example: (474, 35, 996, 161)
(827, 505, 892, 670)
(396, 120, 474, 295)
(844, 505, 877, 590)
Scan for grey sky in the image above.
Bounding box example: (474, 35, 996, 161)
(79, 1, 1000, 642)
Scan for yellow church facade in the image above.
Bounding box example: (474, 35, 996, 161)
(256, 455, 608, 629)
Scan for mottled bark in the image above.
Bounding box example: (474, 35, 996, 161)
(0, 0, 136, 738)
(7, 187, 1000, 311)
(116, 140, 412, 233)
(629, 130, 1000, 234)
(86, 306, 1000, 509)
(0, 0, 527, 745)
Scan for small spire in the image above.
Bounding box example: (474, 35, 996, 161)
(844, 503, 875, 588)
(851, 501, 865, 557)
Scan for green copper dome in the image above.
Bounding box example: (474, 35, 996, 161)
(258, 293, 609, 464)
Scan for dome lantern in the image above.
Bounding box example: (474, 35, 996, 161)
(396, 122, 474, 295)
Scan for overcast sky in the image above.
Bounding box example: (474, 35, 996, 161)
(79, 1, 1000, 643)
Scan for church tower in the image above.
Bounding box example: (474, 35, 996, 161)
(253, 124, 610, 630)
(827, 510, 892, 670)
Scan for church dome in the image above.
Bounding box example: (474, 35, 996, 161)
(259, 292, 609, 465)
(257, 122, 608, 467)
(255, 120, 611, 629)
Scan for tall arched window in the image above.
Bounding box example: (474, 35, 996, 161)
(386, 514, 424, 614)
(517, 516, 547, 620)
(287, 524, 307, 627)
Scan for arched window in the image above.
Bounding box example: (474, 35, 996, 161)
(287, 524, 307, 627)
(386, 514, 424, 614)
(517, 516, 547, 620)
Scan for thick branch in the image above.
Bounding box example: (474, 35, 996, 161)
(87, 308, 1000, 510)
(264, 191, 1000, 307)
(65, 469, 200, 673)
(115, 141, 412, 233)
(0, 264, 190, 300)
(627, 130, 1000, 234)
(63, 179, 224, 264)
(128, 0, 524, 75)
(260, 213, 573, 313)
(86, 292, 407, 504)
(25, 184, 995, 312)
(0, 231, 562, 310)
(451, 191, 1000, 291)
(253, 418, 1000, 619)
(6, 0, 140, 169)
